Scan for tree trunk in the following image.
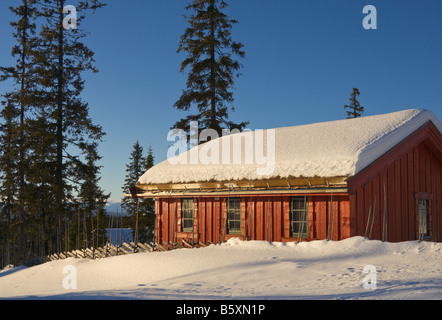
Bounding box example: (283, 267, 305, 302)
(55, 0, 65, 253)
(209, 2, 216, 130)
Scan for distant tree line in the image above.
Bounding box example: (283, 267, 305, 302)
(0, 0, 108, 268)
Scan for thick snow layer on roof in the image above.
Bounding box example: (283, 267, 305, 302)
(137, 109, 441, 185)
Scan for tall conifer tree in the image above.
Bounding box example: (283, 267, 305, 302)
(344, 88, 365, 119)
(34, 0, 106, 253)
(173, 0, 248, 136)
(75, 143, 110, 249)
(0, 0, 107, 263)
(0, 0, 38, 265)
(122, 143, 155, 244)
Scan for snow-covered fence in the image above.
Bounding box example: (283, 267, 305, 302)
(9, 239, 216, 268)
(43, 242, 155, 262)
(35, 239, 212, 263)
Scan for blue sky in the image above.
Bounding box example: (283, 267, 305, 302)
(1, 0, 441, 203)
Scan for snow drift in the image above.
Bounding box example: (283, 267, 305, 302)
(0, 237, 441, 300)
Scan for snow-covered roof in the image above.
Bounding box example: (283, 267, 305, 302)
(137, 109, 441, 187)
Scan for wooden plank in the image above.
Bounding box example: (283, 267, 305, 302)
(93, 249, 105, 259)
(175, 242, 184, 249)
(129, 242, 141, 250)
(206, 198, 213, 245)
(317, 196, 327, 240)
(433, 155, 442, 241)
(400, 155, 408, 241)
(162, 200, 169, 244)
(105, 245, 117, 256)
(96, 247, 108, 257)
(340, 195, 351, 240)
(109, 244, 122, 255)
(86, 248, 95, 259)
(274, 196, 282, 242)
(142, 242, 154, 251)
(155, 242, 167, 251)
(162, 241, 172, 250)
(65, 251, 76, 258)
(122, 242, 136, 253)
(241, 196, 247, 240)
(155, 198, 161, 245)
(117, 246, 131, 255)
(182, 239, 193, 248)
(388, 165, 395, 241)
(407, 150, 414, 241)
(256, 197, 264, 240)
(132, 242, 152, 252)
(214, 198, 220, 244)
(394, 161, 401, 242)
(199, 240, 207, 247)
(282, 196, 290, 238)
(169, 241, 179, 249)
(200, 199, 206, 243)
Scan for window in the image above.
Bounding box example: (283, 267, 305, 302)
(181, 199, 194, 232)
(290, 197, 308, 237)
(227, 198, 242, 234)
(417, 199, 429, 239)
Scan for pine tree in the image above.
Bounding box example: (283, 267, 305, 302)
(122, 143, 155, 244)
(173, 0, 248, 137)
(344, 88, 365, 119)
(32, 0, 106, 253)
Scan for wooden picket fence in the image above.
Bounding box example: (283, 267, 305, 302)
(43, 239, 215, 262)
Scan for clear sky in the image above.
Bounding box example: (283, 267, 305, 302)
(1, 0, 441, 203)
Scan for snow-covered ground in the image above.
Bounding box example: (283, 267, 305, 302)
(0, 237, 441, 300)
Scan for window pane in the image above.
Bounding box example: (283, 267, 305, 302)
(182, 199, 194, 232)
(227, 198, 241, 234)
(290, 197, 308, 237)
(418, 199, 429, 237)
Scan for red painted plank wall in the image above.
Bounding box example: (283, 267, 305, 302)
(349, 142, 442, 242)
(154, 194, 351, 245)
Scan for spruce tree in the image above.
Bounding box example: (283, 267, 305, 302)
(141, 146, 155, 243)
(0, 0, 38, 265)
(122, 143, 155, 244)
(344, 88, 365, 119)
(173, 0, 248, 136)
(34, 0, 106, 253)
(0, 100, 19, 266)
(75, 143, 110, 249)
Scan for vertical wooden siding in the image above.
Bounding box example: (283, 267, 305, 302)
(349, 142, 442, 242)
(154, 194, 351, 244)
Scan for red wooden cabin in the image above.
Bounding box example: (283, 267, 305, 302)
(131, 109, 442, 244)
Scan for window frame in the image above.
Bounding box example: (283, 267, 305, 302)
(227, 198, 242, 235)
(290, 196, 309, 238)
(181, 198, 194, 233)
(415, 192, 432, 240)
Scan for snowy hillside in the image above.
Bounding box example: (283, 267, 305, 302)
(0, 237, 441, 300)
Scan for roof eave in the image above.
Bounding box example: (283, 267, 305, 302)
(131, 176, 349, 198)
